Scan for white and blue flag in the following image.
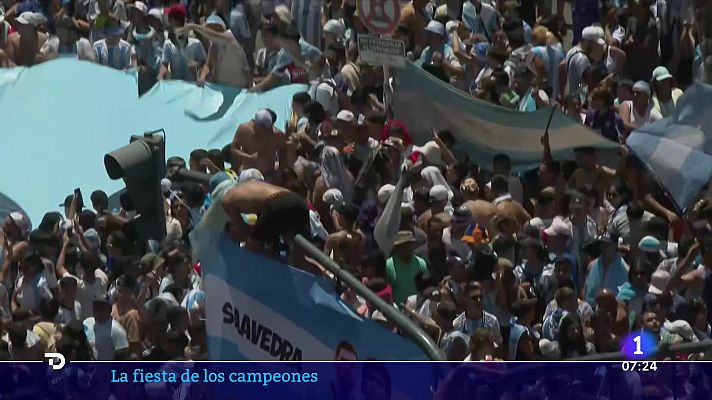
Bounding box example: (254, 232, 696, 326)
(628, 84, 712, 212)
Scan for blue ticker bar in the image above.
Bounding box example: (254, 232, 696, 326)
(1, 361, 704, 399)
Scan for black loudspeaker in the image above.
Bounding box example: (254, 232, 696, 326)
(104, 132, 167, 243)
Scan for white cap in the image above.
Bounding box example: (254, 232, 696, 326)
(323, 19, 345, 38)
(15, 11, 46, 26)
(649, 270, 671, 295)
(238, 168, 265, 183)
(127, 1, 148, 15)
(273, 4, 292, 24)
(633, 80, 652, 97)
(254, 109, 273, 128)
(543, 216, 572, 237)
(148, 8, 164, 21)
(9, 211, 30, 238)
(430, 185, 449, 202)
(377, 184, 395, 205)
(582, 25, 605, 45)
(160, 178, 172, 193)
(323, 188, 345, 208)
(445, 20, 459, 34)
(83, 229, 102, 252)
(414, 141, 443, 165)
(424, 20, 445, 37)
(336, 110, 355, 124)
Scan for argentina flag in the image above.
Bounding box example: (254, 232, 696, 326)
(627, 84, 712, 212)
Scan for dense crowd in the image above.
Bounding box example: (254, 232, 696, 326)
(0, 0, 711, 366)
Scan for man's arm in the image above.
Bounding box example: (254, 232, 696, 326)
(558, 60, 567, 101)
(157, 41, 171, 80)
(0, 240, 13, 285)
(56, 234, 71, 278)
(644, 193, 679, 224)
(666, 242, 701, 291)
(181, 23, 233, 46)
(323, 234, 335, 257)
(249, 72, 277, 92)
(157, 63, 169, 80)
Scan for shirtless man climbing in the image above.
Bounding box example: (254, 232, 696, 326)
(222, 180, 318, 274)
(179, 15, 252, 87)
(323, 204, 365, 275)
(231, 109, 287, 180)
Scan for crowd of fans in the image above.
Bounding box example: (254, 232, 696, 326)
(0, 0, 711, 366)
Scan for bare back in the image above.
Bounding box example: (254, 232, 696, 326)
(494, 200, 531, 230)
(222, 181, 288, 219)
(325, 229, 365, 271)
(463, 200, 497, 230)
(8, 32, 47, 66)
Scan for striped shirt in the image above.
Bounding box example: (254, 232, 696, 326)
(453, 310, 502, 346)
(161, 37, 207, 81)
(291, 0, 323, 48)
(94, 39, 134, 70)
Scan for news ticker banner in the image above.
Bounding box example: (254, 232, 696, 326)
(3, 360, 708, 400)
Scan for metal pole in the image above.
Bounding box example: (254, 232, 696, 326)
(294, 234, 445, 361)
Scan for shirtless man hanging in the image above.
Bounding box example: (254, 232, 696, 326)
(178, 14, 252, 87)
(230, 109, 288, 180)
(222, 180, 318, 274)
(323, 204, 365, 275)
(5, 12, 52, 67)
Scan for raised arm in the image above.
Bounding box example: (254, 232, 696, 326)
(182, 23, 234, 46)
(55, 234, 71, 278)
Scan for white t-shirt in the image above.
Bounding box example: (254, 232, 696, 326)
(623, 100, 664, 129)
(14, 273, 52, 313)
(83, 317, 129, 361)
(208, 31, 251, 87)
(94, 39, 134, 70)
(161, 37, 207, 81)
(309, 79, 339, 117)
(565, 47, 590, 96)
(58, 301, 82, 326)
(41, 36, 95, 61)
(63, 269, 108, 320)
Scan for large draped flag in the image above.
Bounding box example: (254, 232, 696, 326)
(0, 59, 304, 222)
(392, 61, 620, 171)
(627, 84, 712, 212)
(190, 182, 428, 361)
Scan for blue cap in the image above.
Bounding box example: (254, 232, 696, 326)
(209, 171, 232, 192)
(206, 14, 226, 30)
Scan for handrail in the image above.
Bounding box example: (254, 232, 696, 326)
(294, 234, 445, 361)
(570, 339, 712, 361)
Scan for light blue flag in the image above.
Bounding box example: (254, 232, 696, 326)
(0, 59, 305, 223)
(190, 182, 427, 361)
(627, 84, 712, 212)
(392, 61, 619, 172)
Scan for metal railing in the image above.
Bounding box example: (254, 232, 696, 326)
(294, 234, 445, 361)
(570, 339, 712, 361)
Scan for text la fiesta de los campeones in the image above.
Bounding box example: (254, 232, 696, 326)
(111, 368, 319, 387)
